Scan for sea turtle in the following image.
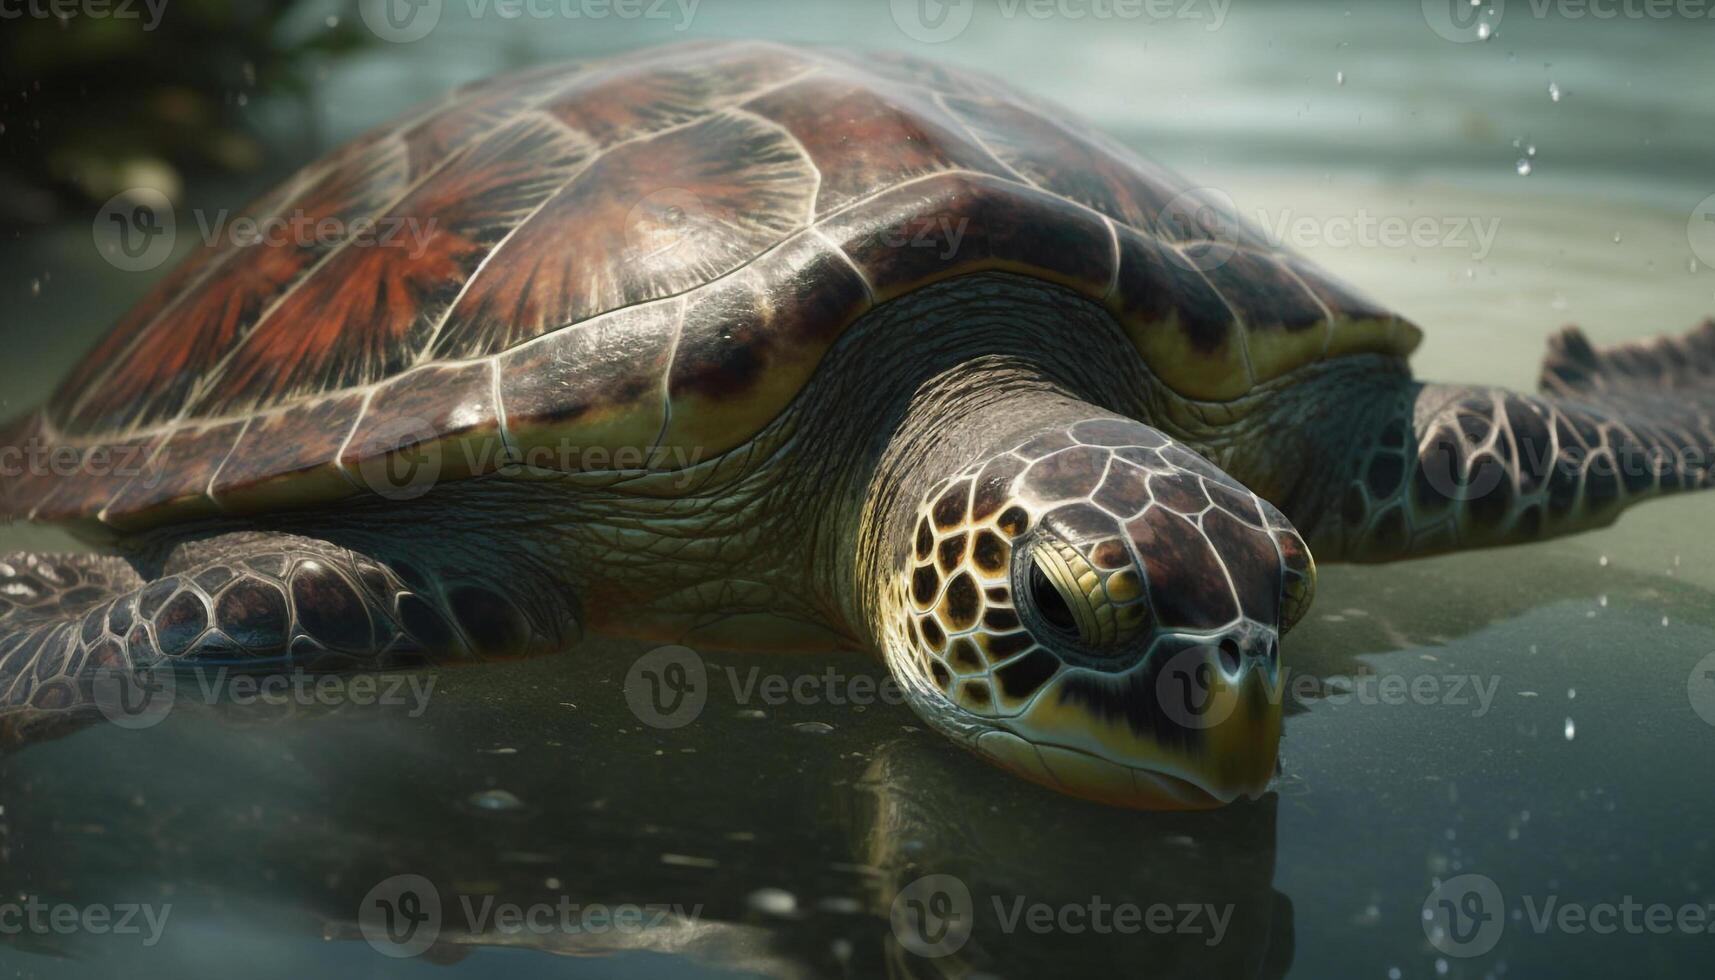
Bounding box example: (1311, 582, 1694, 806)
(2, 40, 1711, 809)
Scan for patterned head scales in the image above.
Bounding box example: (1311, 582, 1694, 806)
(885, 417, 1315, 810)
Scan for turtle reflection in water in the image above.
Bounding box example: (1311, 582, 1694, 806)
(2, 41, 1712, 808)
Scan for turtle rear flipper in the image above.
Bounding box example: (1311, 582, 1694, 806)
(1298, 320, 1715, 561)
(0, 533, 576, 747)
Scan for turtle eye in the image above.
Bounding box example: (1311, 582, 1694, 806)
(1028, 559, 1079, 636)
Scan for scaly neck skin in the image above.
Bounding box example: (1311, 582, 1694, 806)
(782, 275, 1157, 651)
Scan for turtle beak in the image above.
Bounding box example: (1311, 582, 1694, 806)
(971, 626, 1284, 810)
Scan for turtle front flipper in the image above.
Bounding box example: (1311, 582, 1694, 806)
(0, 533, 578, 746)
(1299, 320, 1715, 561)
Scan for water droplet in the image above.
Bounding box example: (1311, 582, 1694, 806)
(794, 721, 835, 735)
(1613, 232, 1623, 244)
(1662, 616, 1671, 627)
(748, 887, 798, 916)
(468, 789, 525, 812)
(1477, 22, 1492, 40)
(1598, 555, 1609, 567)
(1526, 144, 1537, 156)
(1548, 81, 1562, 102)
(1564, 717, 1576, 740)
(1516, 158, 1533, 176)
(1567, 688, 1576, 700)
(1598, 594, 1608, 607)
(325, 14, 339, 28)
(1335, 71, 1346, 86)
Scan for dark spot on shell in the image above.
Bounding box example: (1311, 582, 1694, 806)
(996, 506, 1030, 538)
(919, 615, 945, 651)
(971, 455, 1025, 521)
(1585, 457, 1621, 507)
(995, 648, 1060, 700)
(215, 579, 290, 653)
(448, 586, 531, 658)
(971, 530, 1010, 575)
(1379, 419, 1407, 448)
(914, 518, 934, 561)
(948, 637, 983, 672)
(985, 586, 1010, 602)
(911, 565, 940, 608)
(936, 533, 969, 574)
(126, 623, 159, 666)
(932, 480, 971, 530)
(156, 592, 209, 658)
(1547, 460, 1580, 518)
(79, 606, 107, 646)
(961, 680, 992, 707)
(981, 631, 1034, 662)
(930, 660, 953, 690)
(290, 561, 370, 651)
(983, 607, 1019, 631)
(1024, 446, 1107, 501)
(1090, 540, 1130, 570)
(939, 572, 981, 631)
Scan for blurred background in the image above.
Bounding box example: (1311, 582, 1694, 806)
(2, 3, 1715, 978)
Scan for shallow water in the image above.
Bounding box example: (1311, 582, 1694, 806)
(3, 2, 1715, 978)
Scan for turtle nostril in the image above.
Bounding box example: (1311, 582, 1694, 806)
(1217, 637, 1242, 674)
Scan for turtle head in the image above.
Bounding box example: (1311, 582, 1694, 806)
(879, 416, 1315, 810)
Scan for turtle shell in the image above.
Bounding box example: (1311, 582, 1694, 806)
(2, 40, 1418, 534)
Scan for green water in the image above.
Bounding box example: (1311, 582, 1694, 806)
(3, 2, 1714, 977)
